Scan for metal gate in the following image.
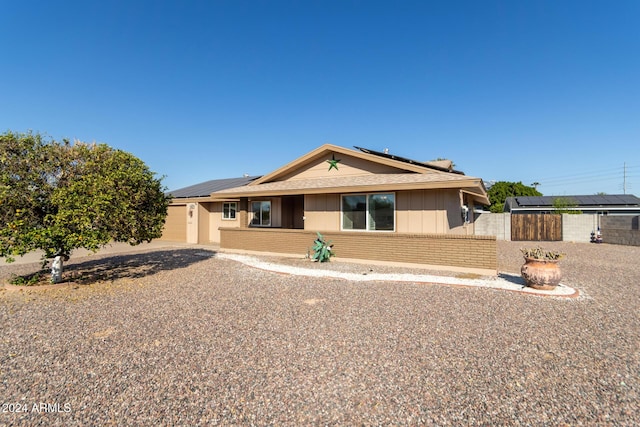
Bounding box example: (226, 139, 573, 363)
(511, 214, 562, 241)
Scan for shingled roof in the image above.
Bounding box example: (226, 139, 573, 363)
(211, 172, 485, 198)
(167, 144, 490, 204)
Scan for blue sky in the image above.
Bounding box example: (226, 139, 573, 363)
(2, 0, 638, 195)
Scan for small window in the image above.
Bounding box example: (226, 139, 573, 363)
(342, 193, 395, 231)
(251, 201, 271, 226)
(222, 202, 237, 220)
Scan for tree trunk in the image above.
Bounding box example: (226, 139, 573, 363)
(51, 255, 64, 283)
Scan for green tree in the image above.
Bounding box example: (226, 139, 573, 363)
(553, 197, 582, 214)
(487, 181, 542, 213)
(0, 131, 170, 282)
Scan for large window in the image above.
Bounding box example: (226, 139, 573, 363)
(251, 201, 271, 226)
(342, 193, 395, 231)
(222, 202, 237, 220)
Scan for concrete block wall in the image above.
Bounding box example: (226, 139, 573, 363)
(476, 212, 600, 242)
(475, 213, 511, 241)
(601, 216, 640, 246)
(220, 228, 497, 274)
(562, 214, 600, 243)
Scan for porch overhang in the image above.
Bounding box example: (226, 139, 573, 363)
(460, 189, 491, 205)
(210, 173, 490, 205)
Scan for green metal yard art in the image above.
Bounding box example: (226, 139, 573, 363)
(311, 232, 335, 262)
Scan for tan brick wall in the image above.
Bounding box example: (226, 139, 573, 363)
(220, 228, 497, 273)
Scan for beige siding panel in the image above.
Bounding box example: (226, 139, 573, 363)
(314, 189, 462, 235)
(396, 191, 415, 233)
(210, 202, 222, 243)
(395, 192, 409, 233)
(271, 198, 282, 228)
(304, 194, 340, 231)
(280, 153, 408, 182)
(161, 205, 187, 241)
(396, 190, 449, 234)
(198, 203, 211, 244)
(424, 191, 446, 233)
(303, 190, 468, 235)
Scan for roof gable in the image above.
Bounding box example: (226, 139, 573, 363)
(250, 144, 454, 186)
(203, 144, 489, 205)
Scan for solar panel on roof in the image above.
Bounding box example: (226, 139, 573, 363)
(168, 175, 261, 198)
(354, 146, 465, 175)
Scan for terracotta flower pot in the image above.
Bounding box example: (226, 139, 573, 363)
(521, 257, 562, 290)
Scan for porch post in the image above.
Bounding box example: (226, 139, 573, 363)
(239, 198, 249, 228)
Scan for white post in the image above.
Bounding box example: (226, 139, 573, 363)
(51, 255, 63, 284)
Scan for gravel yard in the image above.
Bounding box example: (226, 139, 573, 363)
(1, 241, 638, 426)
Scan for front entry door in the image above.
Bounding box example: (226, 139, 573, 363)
(281, 195, 305, 229)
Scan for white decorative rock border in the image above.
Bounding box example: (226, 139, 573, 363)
(216, 253, 580, 298)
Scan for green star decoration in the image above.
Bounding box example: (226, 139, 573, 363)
(327, 154, 341, 171)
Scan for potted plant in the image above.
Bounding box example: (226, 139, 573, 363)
(520, 247, 565, 290)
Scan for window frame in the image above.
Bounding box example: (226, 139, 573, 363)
(222, 202, 237, 220)
(341, 192, 396, 232)
(250, 200, 271, 227)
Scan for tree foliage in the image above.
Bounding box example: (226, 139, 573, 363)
(487, 181, 542, 213)
(0, 131, 170, 267)
(553, 197, 582, 214)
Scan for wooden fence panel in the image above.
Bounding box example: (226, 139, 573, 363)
(511, 214, 562, 241)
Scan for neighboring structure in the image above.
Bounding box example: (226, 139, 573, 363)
(504, 194, 640, 215)
(476, 194, 640, 243)
(163, 144, 496, 274)
(601, 215, 640, 246)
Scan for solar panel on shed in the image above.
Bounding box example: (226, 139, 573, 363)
(513, 194, 640, 208)
(614, 194, 640, 205)
(515, 196, 548, 206)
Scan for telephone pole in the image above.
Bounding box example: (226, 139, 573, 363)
(623, 162, 627, 194)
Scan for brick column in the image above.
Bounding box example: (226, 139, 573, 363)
(239, 198, 249, 228)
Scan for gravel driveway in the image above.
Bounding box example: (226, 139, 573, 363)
(1, 241, 638, 426)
